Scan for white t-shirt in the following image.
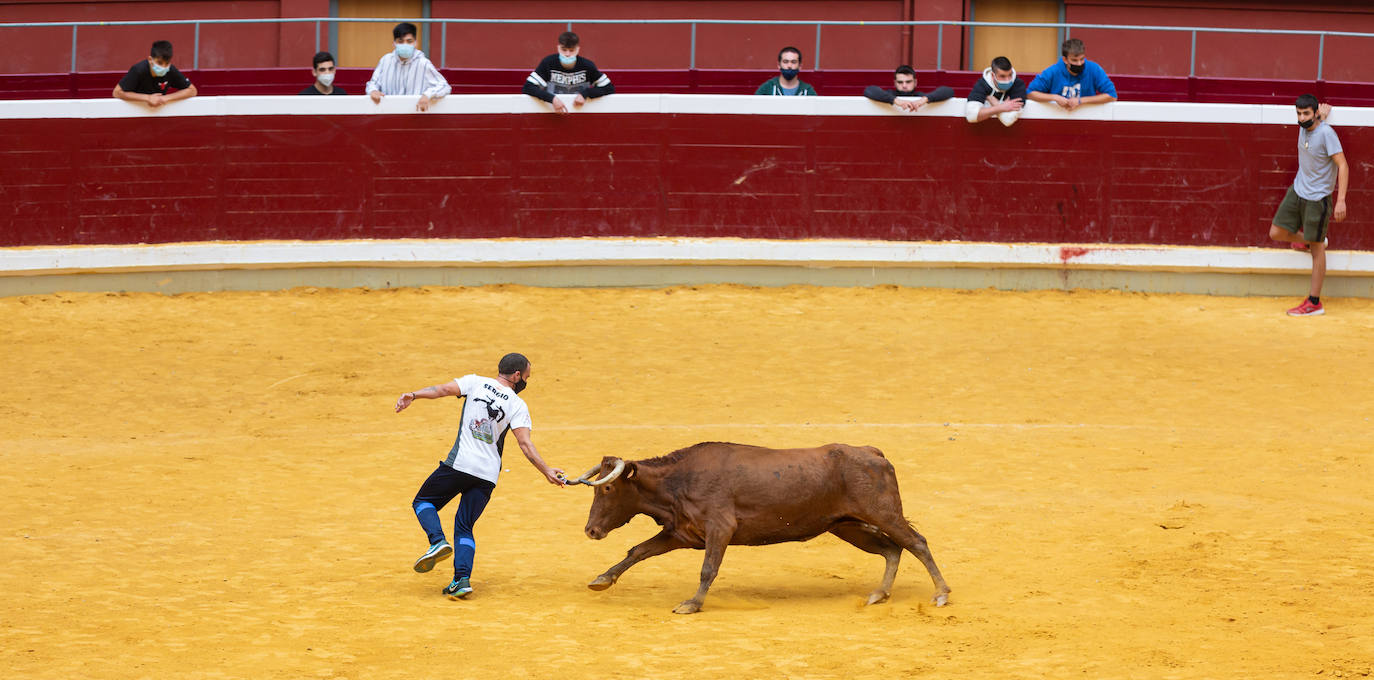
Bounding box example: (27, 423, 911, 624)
(441, 374, 532, 484)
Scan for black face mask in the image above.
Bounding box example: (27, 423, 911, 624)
(512, 379, 527, 394)
(780, 68, 800, 80)
(1299, 118, 1315, 129)
(1067, 63, 1084, 76)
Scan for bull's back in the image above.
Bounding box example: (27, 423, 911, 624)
(661, 443, 899, 542)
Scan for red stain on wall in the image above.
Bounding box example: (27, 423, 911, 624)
(1059, 247, 1092, 262)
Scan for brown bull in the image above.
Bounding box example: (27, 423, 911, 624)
(572, 441, 951, 614)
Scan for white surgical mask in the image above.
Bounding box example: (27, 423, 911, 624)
(559, 54, 577, 68)
(395, 43, 415, 60)
(317, 72, 335, 87)
(151, 62, 170, 77)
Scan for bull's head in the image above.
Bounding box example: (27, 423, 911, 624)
(573, 456, 639, 540)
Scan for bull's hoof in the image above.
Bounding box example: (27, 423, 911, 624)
(865, 590, 891, 606)
(932, 592, 949, 607)
(672, 600, 702, 615)
(587, 575, 616, 591)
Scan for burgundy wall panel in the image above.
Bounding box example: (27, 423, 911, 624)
(0, 111, 1369, 250)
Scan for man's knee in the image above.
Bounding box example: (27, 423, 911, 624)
(1269, 224, 1295, 241)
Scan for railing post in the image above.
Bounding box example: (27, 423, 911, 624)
(1189, 30, 1196, 77)
(814, 23, 821, 70)
(690, 22, 696, 69)
(566, 21, 572, 32)
(314, 20, 320, 55)
(936, 23, 943, 70)
(1317, 32, 1325, 80)
(193, 21, 200, 70)
(70, 25, 77, 73)
(441, 22, 447, 68)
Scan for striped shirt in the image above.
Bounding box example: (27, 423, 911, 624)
(365, 50, 451, 98)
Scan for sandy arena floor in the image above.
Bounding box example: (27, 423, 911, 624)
(2, 284, 1372, 679)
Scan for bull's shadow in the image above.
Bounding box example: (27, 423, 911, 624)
(570, 441, 951, 614)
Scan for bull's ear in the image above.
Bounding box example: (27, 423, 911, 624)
(625, 462, 637, 479)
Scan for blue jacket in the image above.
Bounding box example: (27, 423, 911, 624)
(1027, 60, 1117, 99)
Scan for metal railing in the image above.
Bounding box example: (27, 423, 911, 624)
(3, 17, 1373, 79)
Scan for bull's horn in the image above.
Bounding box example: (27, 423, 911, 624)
(576, 458, 626, 487)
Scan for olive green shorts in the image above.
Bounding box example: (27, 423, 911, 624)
(1272, 186, 1331, 243)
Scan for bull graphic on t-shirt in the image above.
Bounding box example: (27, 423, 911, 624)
(473, 396, 505, 423)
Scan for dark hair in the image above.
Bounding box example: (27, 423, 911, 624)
(894, 65, 916, 77)
(991, 56, 1013, 72)
(1295, 93, 1320, 111)
(312, 51, 335, 69)
(393, 22, 417, 40)
(498, 353, 530, 376)
(150, 40, 173, 60)
(558, 31, 579, 48)
(778, 46, 802, 63)
(1061, 38, 1085, 57)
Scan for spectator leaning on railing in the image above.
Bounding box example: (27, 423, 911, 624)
(522, 31, 615, 114)
(863, 65, 953, 113)
(112, 40, 197, 108)
(1027, 38, 1117, 112)
(300, 51, 346, 96)
(366, 22, 450, 111)
(755, 46, 816, 96)
(966, 56, 1026, 127)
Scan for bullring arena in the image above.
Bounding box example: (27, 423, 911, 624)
(3, 282, 1373, 678)
(4, 71, 1374, 680)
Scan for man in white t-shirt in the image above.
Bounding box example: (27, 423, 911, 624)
(394, 353, 565, 599)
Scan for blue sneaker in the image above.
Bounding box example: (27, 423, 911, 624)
(413, 540, 453, 573)
(442, 576, 473, 599)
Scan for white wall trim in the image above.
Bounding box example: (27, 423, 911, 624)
(4, 238, 1371, 277)
(2, 94, 1371, 126)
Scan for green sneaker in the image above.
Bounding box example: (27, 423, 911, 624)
(442, 576, 473, 599)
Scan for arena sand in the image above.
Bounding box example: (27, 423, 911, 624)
(1, 284, 1372, 679)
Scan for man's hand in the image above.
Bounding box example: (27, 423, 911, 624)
(369, 90, 384, 104)
(997, 98, 1024, 113)
(551, 97, 569, 114)
(416, 95, 431, 112)
(1318, 102, 1332, 122)
(1064, 96, 1082, 111)
(395, 392, 415, 413)
(147, 93, 166, 108)
(545, 467, 568, 487)
(573, 93, 587, 107)
(1334, 199, 1348, 222)
(895, 96, 928, 113)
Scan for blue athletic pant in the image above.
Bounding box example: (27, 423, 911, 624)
(412, 463, 495, 580)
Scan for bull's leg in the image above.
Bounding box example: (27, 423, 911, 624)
(674, 523, 734, 614)
(829, 521, 903, 605)
(879, 522, 951, 606)
(589, 529, 687, 591)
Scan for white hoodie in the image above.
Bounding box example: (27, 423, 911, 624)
(964, 67, 1022, 127)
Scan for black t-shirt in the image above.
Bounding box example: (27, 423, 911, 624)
(118, 60, 191, 95)
(298, 84, 348, 95)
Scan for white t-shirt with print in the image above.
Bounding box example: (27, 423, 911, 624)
(442, 374, 532, 484)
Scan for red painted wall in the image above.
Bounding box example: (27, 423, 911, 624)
(1, 111, 1368, 249)
(425, 0, 962, 71)
(1066, 0, 1374, 81)
(0, 0, 328, 73)
(3, 0, 1371, 77)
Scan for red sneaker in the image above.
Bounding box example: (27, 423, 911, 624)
(1286, 299, 1325, 316)
(1290, 237, 1328, 252)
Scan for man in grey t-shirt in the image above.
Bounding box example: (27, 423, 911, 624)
(1268, 94, 1349, 316)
